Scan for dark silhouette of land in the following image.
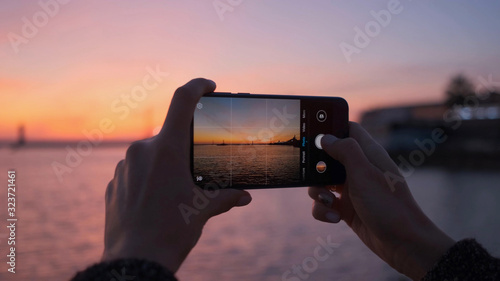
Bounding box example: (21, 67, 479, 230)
(206, 135, 301, 147)
(361, 74, 500, 168)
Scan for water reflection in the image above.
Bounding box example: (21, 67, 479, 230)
(0, 147, 498, 280)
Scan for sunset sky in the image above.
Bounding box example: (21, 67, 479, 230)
(194, 97, 300, 144)
(1, 0, 499, 141)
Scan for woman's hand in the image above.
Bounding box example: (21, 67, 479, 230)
(102, 78, 252, 272)
(308, 122, 454, 280)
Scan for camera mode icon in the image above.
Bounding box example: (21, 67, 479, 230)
(316, 161, 327, 173)
(316, 110, 327, 122)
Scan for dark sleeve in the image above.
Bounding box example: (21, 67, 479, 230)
(422, 238, 500, 281)
(70, 258, 178, 281)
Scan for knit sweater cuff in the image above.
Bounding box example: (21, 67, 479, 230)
(70, 258, 178, 281)
(422, 238, 500, 281)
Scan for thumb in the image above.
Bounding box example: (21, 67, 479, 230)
(205, 189, 252, 219)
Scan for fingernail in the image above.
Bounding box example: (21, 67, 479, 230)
(207, 79, 216, 88)
(321, 134, 338, 147)
(236, 195, 252, 206)
(326, 211, 341, 223)
(318, 193, 333, 207)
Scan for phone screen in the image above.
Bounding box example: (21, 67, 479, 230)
(191, 93, 348, 189)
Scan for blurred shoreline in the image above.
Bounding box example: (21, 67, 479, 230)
(361, 99, 500, 169)
(0, 140, 132, 149)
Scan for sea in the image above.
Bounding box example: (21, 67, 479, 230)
(193, 145, 300, 186)
(0, 145, 499, 281)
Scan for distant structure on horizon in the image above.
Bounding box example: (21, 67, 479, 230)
(361, 89, 500, 164)
(361, 74, 500, 164)
(270, 135, 300, 147)
(16, 125, 26, 147)
(208, 136, 300, 146)
(216, 140, 228, 146)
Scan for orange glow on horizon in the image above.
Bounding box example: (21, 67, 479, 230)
(1, 1, 498, 141)
(194, 131, 298, 145)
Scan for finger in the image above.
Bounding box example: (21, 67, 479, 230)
(308, 187, 341, 222)
(325, 184, 343, 194)
(308, 186, 335, 205)
(321, 134, 377, 179)
(113, 159, 125, 178)
(348, 122, 401, 176)
(204, 189, 252, 220)
(312, 201, 341, 223)
(350, 122, 411, 194)
(157, 78, 216, 150)
(105, 181, 115, 204)
(106, 159, 125, 205)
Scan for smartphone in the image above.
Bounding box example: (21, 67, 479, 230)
(190, 92, 348, 189)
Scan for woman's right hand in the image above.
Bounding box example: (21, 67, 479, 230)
(308, 122, 455, 280)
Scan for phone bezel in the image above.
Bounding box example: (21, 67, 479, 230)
(190, 92, 349, 189)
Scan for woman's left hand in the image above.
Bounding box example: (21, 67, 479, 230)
(102, 78, 252, 272)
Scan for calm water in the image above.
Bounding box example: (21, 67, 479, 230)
(194, 145, 300, 186)
(0, 146, 499, 280)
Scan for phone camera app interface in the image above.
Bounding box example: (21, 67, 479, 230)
(193, 97, 301, 188)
